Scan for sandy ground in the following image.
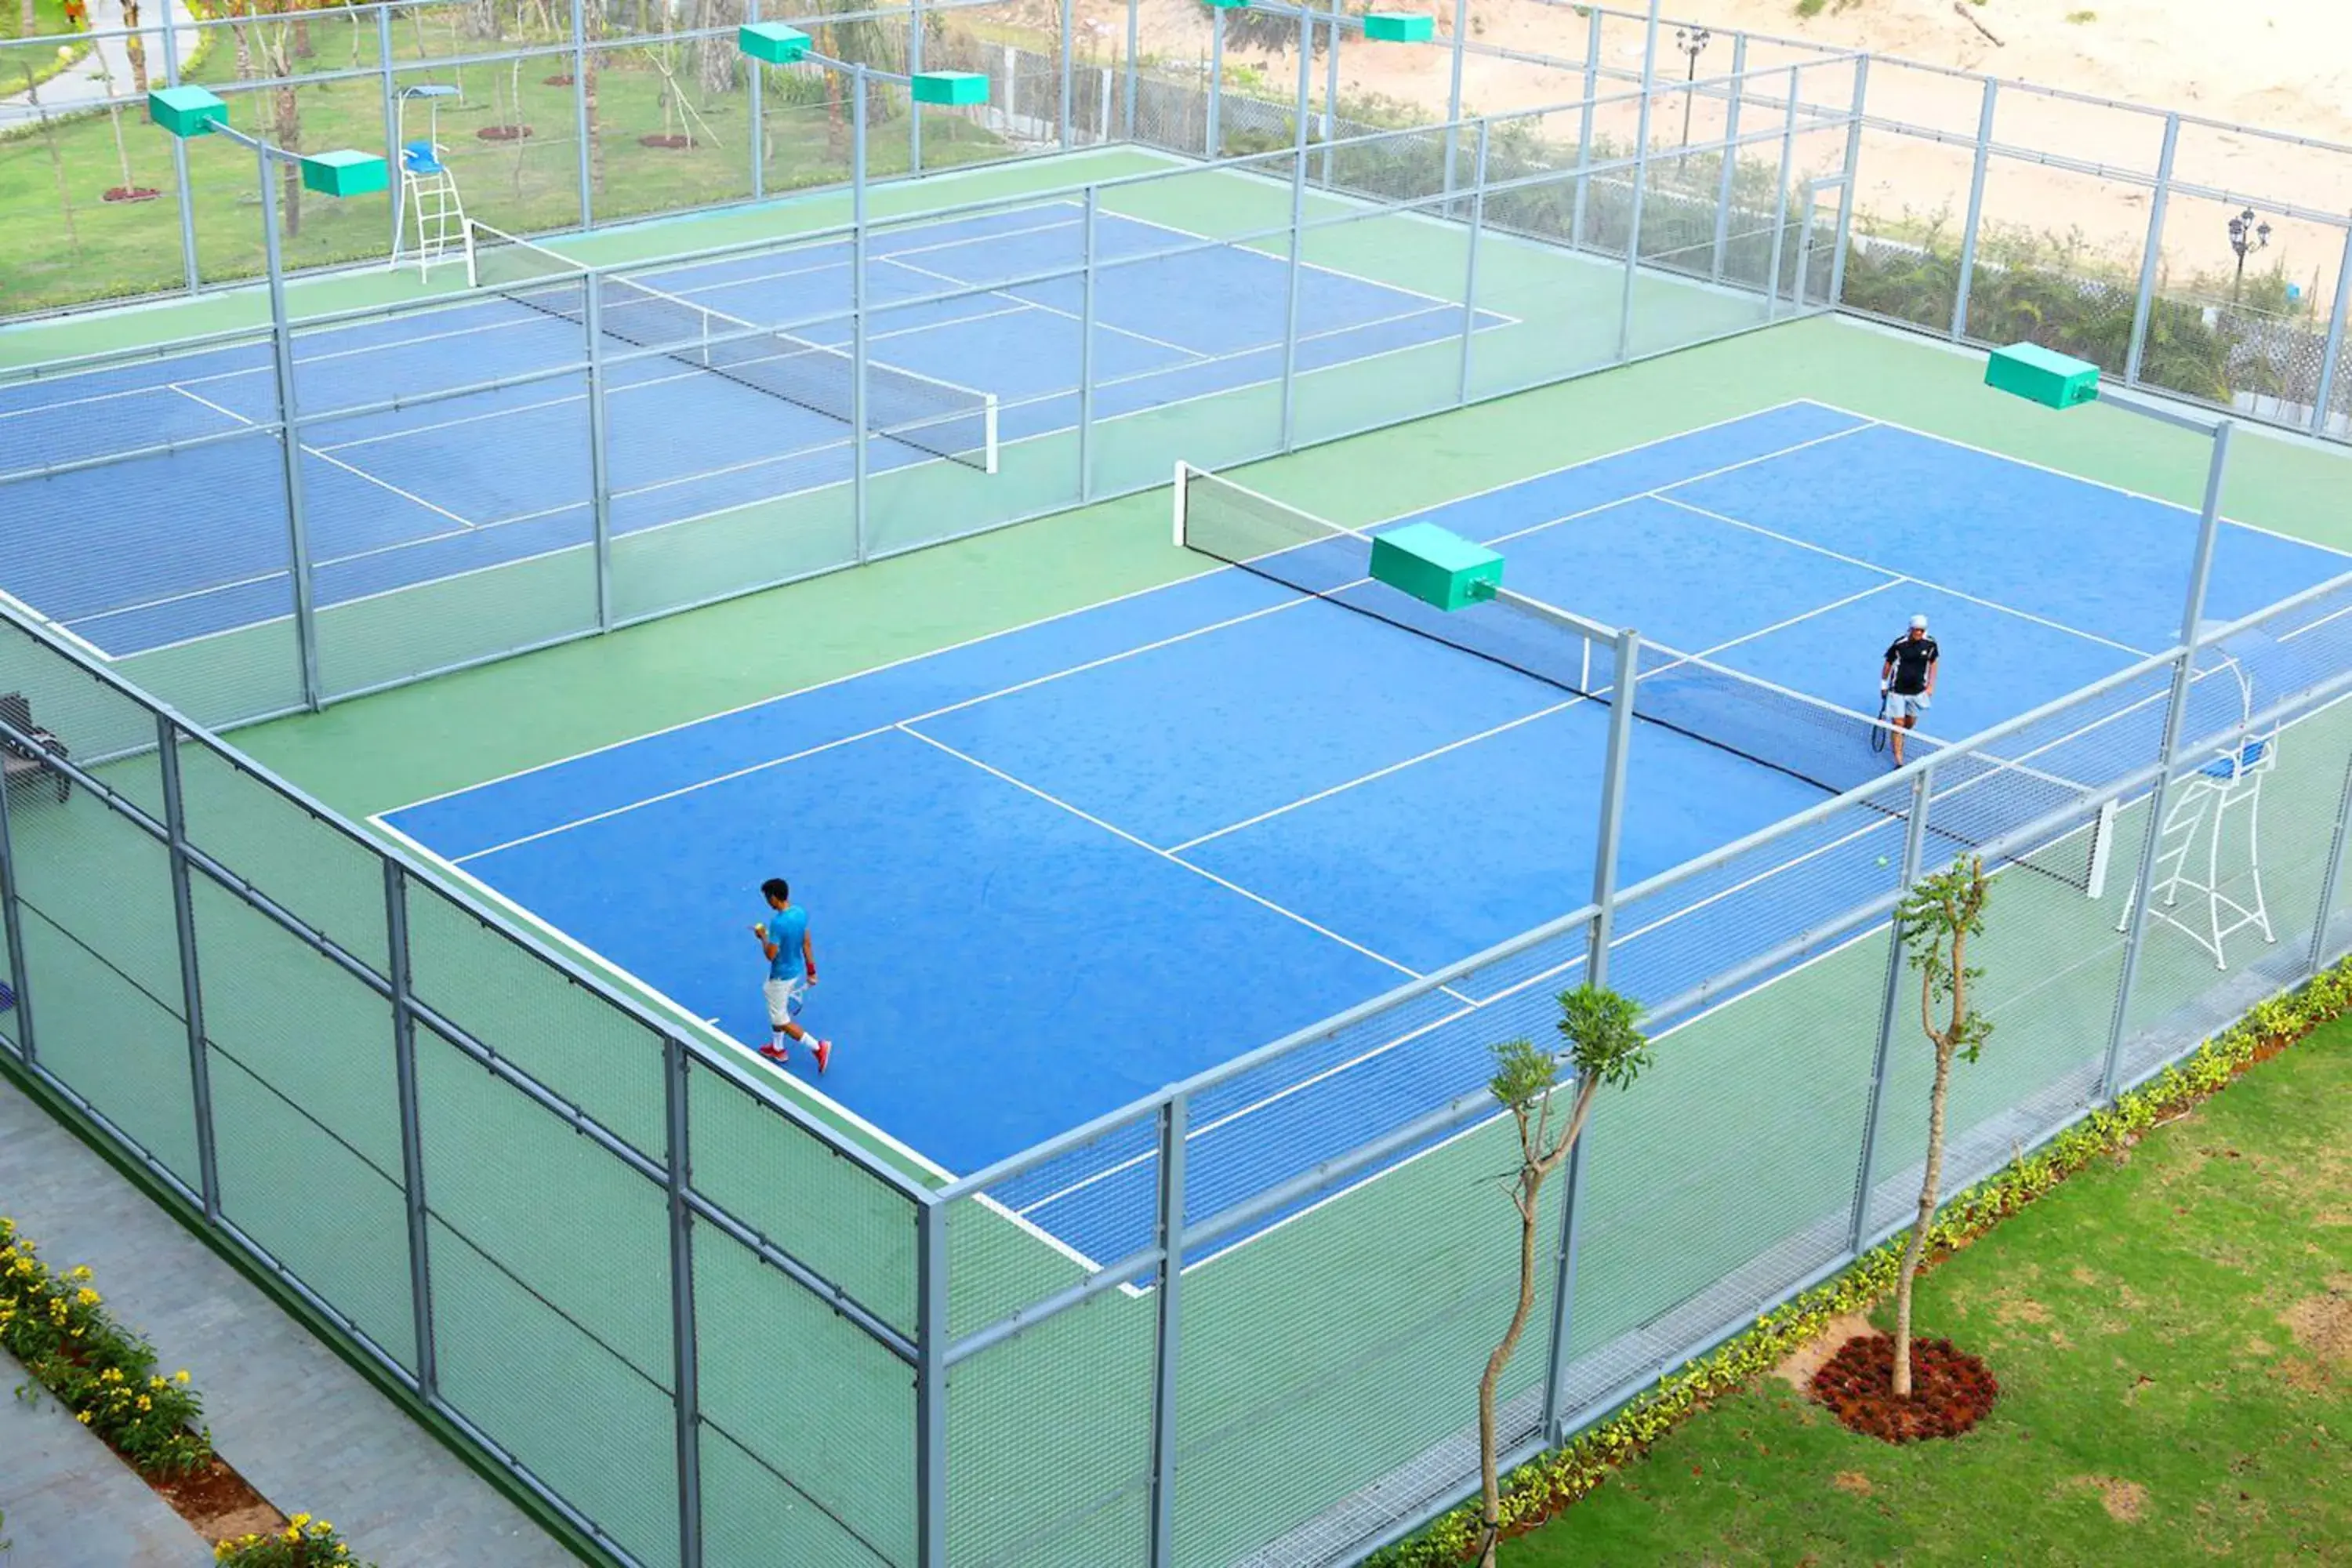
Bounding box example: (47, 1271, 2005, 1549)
(1054, 0, 2352, 292)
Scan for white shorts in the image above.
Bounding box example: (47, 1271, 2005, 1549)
(1889, 693, 1929, 721)
(762, 975, 808, 1029)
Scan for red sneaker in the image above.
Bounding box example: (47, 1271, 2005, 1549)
(759, 1042, 789, 1063)
(813, 1039, 833, 1075)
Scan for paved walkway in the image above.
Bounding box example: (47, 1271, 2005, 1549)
(0, 0, 202, 132)
(0, 1346, 215, 1568)
(0, 1076, 577, 1568)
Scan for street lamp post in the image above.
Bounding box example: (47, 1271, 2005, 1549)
(2227, 206, 2270, 304)
(1675, 26, 1711, 148)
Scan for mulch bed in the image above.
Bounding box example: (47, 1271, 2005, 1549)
(477, 125, 533, 140)
(102, 186, 162, 202)
(1810, 1334, 1999, 1443)
(638, 133, 692, 148)
(151, 1451, 284, 1544)
(543, 73, 575, 85)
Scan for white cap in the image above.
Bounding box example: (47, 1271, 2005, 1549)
(1909, 614, 1929, 630)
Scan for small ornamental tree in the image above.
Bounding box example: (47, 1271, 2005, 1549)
(1475, 985, 1651, 1568)
(1892, 855, 1994, 1398)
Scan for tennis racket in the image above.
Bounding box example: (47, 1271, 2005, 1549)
(1870, 688, 1890, 754)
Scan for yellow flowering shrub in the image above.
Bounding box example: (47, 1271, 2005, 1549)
(213, 1514, 374, 1566)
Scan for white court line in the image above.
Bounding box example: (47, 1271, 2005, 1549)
(172, 379, 481, 532)
(876, 253, 1212, 361)
(1653, 492, 2156, 658)
(896, 721, 1468, 999)
(450, 595, 1316, 859)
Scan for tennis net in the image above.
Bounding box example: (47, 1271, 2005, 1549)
(1174, 463, 2107, 887)
(467, 221, 998, 473)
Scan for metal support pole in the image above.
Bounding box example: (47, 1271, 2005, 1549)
(379, 9, 401, 263)
(1584, 627, 1641, 981)
(1762, 68, 1799, 321)
(1443, 0, 1467, 198)
(583, 284, 614, 630)
(1207, 6, 1225, 158)
(1828, 57, 1868, 308)
(1123, 0, 1138, 140)
(2123, 114, 2180, 387)
(1320, 0, 1341, 187)
(663, 1036, 705, 1568)
(2103, 420, 2233, 1098)
(914, 1198, 949, 1568)
(2312, 223, 2352, 438)
(571, 0, 593, 228)
(1058, 0, 1075, 149)
(1707, 34, 1744, 285)
(1278, 16, 1310, 451)
(1849, 767, 1933, 1254)
(851, 65, 872, 563)
(156, 717, 221, 1221)
(1948, 78, 1996, 341)
(1078, 187, 1099, 500)
(1614, 27, 1661, 361)
(1537, 1082, 1589, 1440)
(1570, 6, 1601, 248)
(1458, 118, 1488, 403)
(2307, 754, 2352, 977)
(749, 0, 766, 198)
(381, 861, 437, 1402)
(1145, 1094, 1187, 1568)
(257, 143, 322, 712)
(162, 0, 198, 293)
(0, 750, 34, 1065)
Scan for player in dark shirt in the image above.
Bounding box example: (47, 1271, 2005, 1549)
(1880, 615, 1940, 766)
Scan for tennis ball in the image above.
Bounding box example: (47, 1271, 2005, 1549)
(1876, 855, 1889, 867)
(57, 45, 74, 60)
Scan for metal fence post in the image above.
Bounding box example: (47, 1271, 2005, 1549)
(1079, 187, 1099, 501)
(1613, 19, 1661, 361)
(1443, 0, 1467, 198)
(1828, 56, 1868, 308)
(572, 0, 593, 229)
(1279, 18, 1311, 452)
(1708, 34, 1745, 285)
(161, 0, 198, 292)
(1123, 0, 1138, 140)
(1058, 0, 1076, 149)
(851, 65, 872, 564)
(1762, 68, 1799, 321)
(2123, 114, 2180, 388)
(0, 748, 34, 1066)
(1320, 0, 1341, 187)
(1458, 118, 1488, 403)
(1207, 4, 1225, 158)
(1570, 5, 1600, 249)
(2306, 755, 2352, 976)
(380, 8, 400, 262)
(663, 1035, 705, 1568)
(1948, 78, 1996, 341)
(155, 716, 222, 1221)
(1145, 1092, 1187, 1567)
(2312, 223, 2352, 439)
(2103, 421, 2233, 1098)
(583, 281, 614, 630)
(256, 143, 323, 712)
(1849, 767, 1933, 1254)
(915, 1196, 949, 1568)
(381, 861, 437, 1405)
(749, 0, 767, 198)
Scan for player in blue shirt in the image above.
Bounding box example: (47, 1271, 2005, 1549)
(752, 877, 832, 1073)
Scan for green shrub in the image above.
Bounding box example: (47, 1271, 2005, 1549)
(213, 1515, 376, 1566)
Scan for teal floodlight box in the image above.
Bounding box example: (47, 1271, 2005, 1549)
(147, 85, 226, 138)
(1985, 341, 2100, 410)
(1203, 0, 1250, 9)
(911, 71, 989, 107)
(737, 22, 811, 64)
(1363, 12, 1436, 42)
(1370, 522, 1502, 612)
(300, 150, 388, 198)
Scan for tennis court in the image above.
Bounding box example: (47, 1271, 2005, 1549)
(377, 397, 2347, 1269)
(0, 196, 1505, 658)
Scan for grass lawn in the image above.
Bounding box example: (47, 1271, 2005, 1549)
(1508, 1020, 2350, 1565)
(2, 0, 92, 97)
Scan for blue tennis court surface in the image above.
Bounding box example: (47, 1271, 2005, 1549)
(0, 199, 1504, 657)
(381, 401, 2346, 1261)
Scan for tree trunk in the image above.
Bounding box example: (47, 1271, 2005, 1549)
(1475, 1179, 1541, 1568)
(122, 0, 149, 94)
(276, 78, 302, 238)
(695, 0, 736, 98)
(822, 33, 844, 160)
(19, 0, 34, 45)
(1893, 1037, 1955, 1399)
(292, 13, 313, 57)
(583, 43, 601, 194)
